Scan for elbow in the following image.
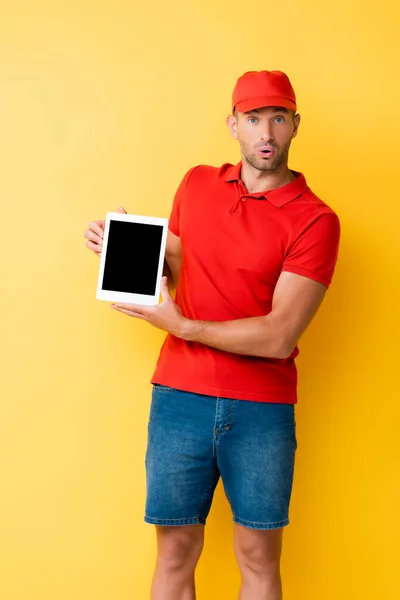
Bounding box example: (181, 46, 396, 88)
(273, 345, 295, 359)
(259, 316, 296, 359)
(264, 337, 296, 360)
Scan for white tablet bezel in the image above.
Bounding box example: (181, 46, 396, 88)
(96, 212, 168, 306)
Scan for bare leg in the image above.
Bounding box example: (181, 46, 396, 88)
(234, 523, 283, 600)
(151, 524, 204, 600)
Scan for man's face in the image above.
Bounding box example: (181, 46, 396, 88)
(228, 106, 300, 172)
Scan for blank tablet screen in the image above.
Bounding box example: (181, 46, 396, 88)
(101, 221, 164, 296)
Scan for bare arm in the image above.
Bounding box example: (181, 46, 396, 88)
(179, 271, 328, 359)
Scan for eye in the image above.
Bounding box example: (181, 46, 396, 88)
(274, 116, 285, 123)
(248, 117, 258, 124)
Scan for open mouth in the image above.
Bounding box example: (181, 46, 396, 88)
(257, 147, 275, 157)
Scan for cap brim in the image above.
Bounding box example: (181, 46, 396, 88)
(234, 95, 296, 113)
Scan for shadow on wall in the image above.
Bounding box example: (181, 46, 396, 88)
(189, 167, 382, 598)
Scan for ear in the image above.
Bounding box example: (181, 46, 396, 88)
(292, 113, 301, 139)
(226, 114, 239, 140)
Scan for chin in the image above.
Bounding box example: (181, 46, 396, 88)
(245, 153, 280, 172)
(255, 158, 280, 172)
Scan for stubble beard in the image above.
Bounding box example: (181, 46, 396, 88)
(241, 140, 291, 173)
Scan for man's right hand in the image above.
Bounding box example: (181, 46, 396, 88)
(83, 206, 126, 257)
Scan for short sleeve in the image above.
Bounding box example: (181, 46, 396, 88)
(281, 212, 341, 288)
(168, 166, 198, 237)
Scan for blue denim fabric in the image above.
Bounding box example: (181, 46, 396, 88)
(145, 384, 297, 530)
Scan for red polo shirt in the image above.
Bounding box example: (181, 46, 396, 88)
(151, 162, 340, 403)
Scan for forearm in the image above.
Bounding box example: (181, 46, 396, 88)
(178, 314, 293, 359)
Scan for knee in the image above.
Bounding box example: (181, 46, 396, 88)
(235, 538, 281, 578)
(156, 526, 204, 573)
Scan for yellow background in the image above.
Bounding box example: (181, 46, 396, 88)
(1, 1, 399, 598)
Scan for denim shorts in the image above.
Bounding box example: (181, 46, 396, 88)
(145, 384, 297, 530)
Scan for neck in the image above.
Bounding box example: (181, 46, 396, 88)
(240, 158, 296, 194)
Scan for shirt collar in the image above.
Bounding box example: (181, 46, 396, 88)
(223, 161, 309, 208)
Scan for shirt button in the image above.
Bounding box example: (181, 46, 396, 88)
(242, 198, 247, 202)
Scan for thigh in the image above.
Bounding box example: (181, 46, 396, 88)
(217, 399, 297, 530)
(145, 385, 220, 526)
(156, 524, 205, 560)
(234, 522, 283, 565)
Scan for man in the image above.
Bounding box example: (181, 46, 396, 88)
(84, 70, 340, 600)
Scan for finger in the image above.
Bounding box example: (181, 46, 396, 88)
(117, 206, 127, 214)
(111, 307, 146, 319)
(86, 241, 102, 253)
(83, 230, 103, 245)
(89, 221, 105, 238)
(160, 276, 171, 299)
(113, 303, 148, 315)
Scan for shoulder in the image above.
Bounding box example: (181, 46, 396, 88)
(281, 178, 341, 249)
(293, 183, 340, 230)
(304, 188, 339, 217)
(181, 163, 236, 186)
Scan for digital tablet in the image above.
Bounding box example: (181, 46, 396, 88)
(96, 212, 168, 305)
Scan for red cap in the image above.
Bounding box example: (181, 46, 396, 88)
(232, 70, 297, 113)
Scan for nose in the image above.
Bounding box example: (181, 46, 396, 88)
(260, 121, 274, 142)
(261, 127, 274, 142)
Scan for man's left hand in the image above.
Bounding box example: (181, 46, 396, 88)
(111, 276, 188, 337)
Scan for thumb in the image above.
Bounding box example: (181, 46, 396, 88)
(161, 276, 170, 297)
(117, 206, 127, 214)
